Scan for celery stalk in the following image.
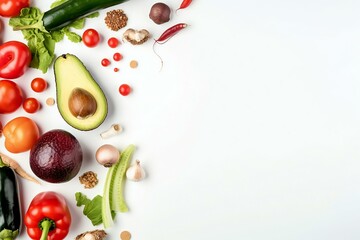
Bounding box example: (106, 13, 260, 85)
(102, 144, 135, 228)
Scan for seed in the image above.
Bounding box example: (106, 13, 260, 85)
(129, 60, 138, 68)
(120, 230, 131, 240)
(46, 97, 55, 106)
(105, 9, 128, 31)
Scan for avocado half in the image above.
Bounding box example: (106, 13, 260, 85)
(54, 54, 108, 131)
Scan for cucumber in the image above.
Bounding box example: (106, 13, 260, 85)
(43, 0, 129, 31)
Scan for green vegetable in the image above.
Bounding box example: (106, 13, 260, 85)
(75, 192, 115, 226)
(0, 156, 21, 240)
(9, 0, 128, 73)
(43, 0, 128, 32)
(102, 144, 135, 228)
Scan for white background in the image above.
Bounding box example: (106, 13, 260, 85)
(1, 0, 360, 239)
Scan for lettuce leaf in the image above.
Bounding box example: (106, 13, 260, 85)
(9, 6, 99, 73)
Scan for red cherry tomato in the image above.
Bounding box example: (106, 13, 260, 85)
(0, 0, 29, 17)
(31, 77, 47, 92)
(23, 97, 40, 113)
(101, 58, 111, 67)
(113, 52, 123, 61)
(0, 80, 23, 114)
(107, 37, 119, 48)
(82, 29, 100, 48)
(119, 84, 131, 96)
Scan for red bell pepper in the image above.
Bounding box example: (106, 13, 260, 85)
(0, 41, 31, 79)
(25, 191, 71, 240)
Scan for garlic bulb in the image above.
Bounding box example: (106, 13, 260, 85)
(126, 160, 146, 181)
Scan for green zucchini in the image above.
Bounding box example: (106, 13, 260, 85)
(43, 0, 129, 31)
(0, 157, 21, 240)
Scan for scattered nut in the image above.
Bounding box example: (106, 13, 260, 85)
(104, 9, 128, 31)
(123, 28, 150, 45)
(79, 171, 98, 189)
(120, 230, 131, 240)
(46, 97, 55, 106)
(129, 60, 138, 68)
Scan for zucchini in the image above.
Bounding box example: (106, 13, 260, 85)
(43, 0, 129, 31)
(0, 157, 21, 240)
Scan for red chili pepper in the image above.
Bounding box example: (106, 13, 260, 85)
(24, 191, 71, 240)
(0, 41, 31, 79)
(155, 23, 188, 44)
(153, 23, 188, 70)
(177, 0, 192, 11)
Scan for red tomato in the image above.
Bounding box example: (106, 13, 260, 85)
(107, 37, 119, 48)
(0, 0, 29, 17)
(23, 97, 40, 113)
(82, 29, 100, 48)
(0, 80, 23, 114)
(0, 41, 32, 79)
(101, 58, 111, 67)
(119, 84, 131, 96)
(113, 52, 123, 61)
(3, 116, 40, 153)
(31, 77, 47, 92)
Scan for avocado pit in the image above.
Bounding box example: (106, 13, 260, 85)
(68, 88, 97, 119)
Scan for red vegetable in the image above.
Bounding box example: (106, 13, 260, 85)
(25, 191, 71, 240)
(119, 84, 131, 96)
(0, 0, 29, 17)
(113, 52, 123, 61)
(107, 37, 119, 48)
(0, 41, 32, 79)
(31, 77, 47, 92)
(82, 29, 100, 48)
(155, 23, 188, 44)
(153, 23, 188, 69)
(0, 80, 23, 114)
(23, 97, 40, 114)
(176, 0, 192, 12)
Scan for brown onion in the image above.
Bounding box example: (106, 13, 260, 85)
(95, 144, 120, 167)
(149, 2, 171, 25)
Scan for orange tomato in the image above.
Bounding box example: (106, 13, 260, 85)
(3, 116, 40, 153)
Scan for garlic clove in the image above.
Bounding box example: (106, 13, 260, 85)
(126, 160, 146, 181)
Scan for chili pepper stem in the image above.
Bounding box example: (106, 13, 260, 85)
(152, 41, 164, 71)
(40, 220, 53, 240)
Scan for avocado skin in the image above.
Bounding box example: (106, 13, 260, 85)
(54, 53, 108, 131)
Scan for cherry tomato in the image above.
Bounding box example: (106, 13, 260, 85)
(23, 97, 40, 113)
(82, 29, 100, 48)
(113, 52, 123, 61)
(101, 58, 111, 67)
(0, 80, 23, 114)
(0, 0, 29, 17)
(31, 77, 47, 92)
(119, 84, 131, 96)
(3, 116, 40, 153)
(108, 37, 119, 48)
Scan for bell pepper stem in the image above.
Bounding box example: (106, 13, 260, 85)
(40, 219, 53, 240)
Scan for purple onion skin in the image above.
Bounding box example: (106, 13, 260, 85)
(149, 2, 171, 25)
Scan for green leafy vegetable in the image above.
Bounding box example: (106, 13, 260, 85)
(75, 192, 115, 226)
(8, 6, 99, 73)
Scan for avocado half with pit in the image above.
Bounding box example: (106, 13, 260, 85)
(54, 54, 108, 131)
